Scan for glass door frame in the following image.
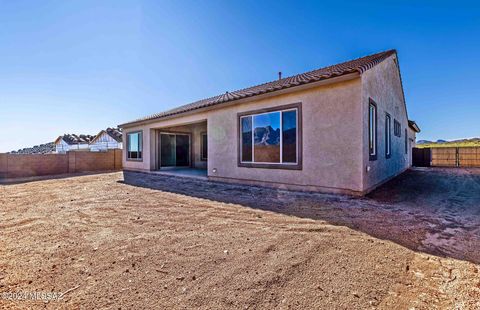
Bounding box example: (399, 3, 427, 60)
(157, 131, 192, 168)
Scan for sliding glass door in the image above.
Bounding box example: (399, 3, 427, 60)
(159, 133, 190, 167)
(160, 134, 176, 166)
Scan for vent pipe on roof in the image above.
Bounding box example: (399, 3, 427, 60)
(278, 71, 282, 80)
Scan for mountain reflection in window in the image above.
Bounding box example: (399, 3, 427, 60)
(282, 110, 297, 163)
(254, 112, 281, 163)
(241, 116, 253, 162)
(240, 108, 297, 165)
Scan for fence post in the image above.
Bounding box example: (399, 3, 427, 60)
(456, 147, 459, 167)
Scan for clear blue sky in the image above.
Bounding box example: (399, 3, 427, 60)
(1, 1, 479, 152)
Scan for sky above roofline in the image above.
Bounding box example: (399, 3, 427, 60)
(1, 1, 479, 152)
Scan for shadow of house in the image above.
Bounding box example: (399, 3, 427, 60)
(121, 168, 480, 265)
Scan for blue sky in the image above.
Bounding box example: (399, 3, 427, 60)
(1, 1, 479, 152)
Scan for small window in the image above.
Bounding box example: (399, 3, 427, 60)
(394, 120, 401, 137)
(201, 133, 208, 160)
(127, 131, 142, 160)
(368, 100, 377, 160)
(405, 128, 408, 154)
(239, 103, 301, 169)
(385, 114, 391, 158)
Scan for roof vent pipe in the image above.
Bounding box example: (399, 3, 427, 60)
(278, 72, 282, 80)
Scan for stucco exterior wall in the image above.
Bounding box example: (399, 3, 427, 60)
(207, 78, 364, 193)
(408, 127, 417, 167)
(361, 55, 411, 192)
(121, 112, 209, 172)
(122, 77, 364, 193)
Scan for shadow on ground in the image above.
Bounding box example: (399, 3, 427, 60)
(121, 168, 480, 264)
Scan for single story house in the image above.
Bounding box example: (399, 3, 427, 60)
(119, 49, 420, 195)
(89, 127, 123, 152)
(54, 134, 94, 154)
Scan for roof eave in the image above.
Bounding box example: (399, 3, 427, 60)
(408, 120, 421, 133)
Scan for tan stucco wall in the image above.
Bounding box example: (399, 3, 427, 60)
(361, 55, 411, 192)
(122, 77, 364, 193)
(121, 113, 209, 172)
(207, 78, 364, 193)
(122, 59, 412, 195)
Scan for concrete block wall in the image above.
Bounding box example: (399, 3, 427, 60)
(0, 149, 123, 180)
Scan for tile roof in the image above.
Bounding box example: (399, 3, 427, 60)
(408, 120, 421, 133)
(105, 127, 123, 142)
(91, 127, 123, 143)
(57, 134, 95, 145)
(120, 49, 396, 126)
(9, 142, 56, 154)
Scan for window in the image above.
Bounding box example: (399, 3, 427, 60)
(394, 120, 401, 137)
(201, 133, 208, 160)
(368, 100, 377, 160)
(127, 131, 142, 160)
(385, 114, 391, 158)
(405, 128, 408, 154)
(238, 103, 301, 169)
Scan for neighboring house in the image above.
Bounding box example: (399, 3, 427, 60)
(119, 50, 420, 195)
(54, 134, 94, 153)
(9, 142, 56, 154)
(89, 127, 123, 152)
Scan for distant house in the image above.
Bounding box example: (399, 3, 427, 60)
(54, 134, 94, 153)
(89, 127, 123, 152)
(9, 142, 56, 154)
(119, 49, 420, 195)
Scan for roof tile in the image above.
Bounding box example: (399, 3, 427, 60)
(121, 49, 396, 126)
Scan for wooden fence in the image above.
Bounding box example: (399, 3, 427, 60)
(431, 148, 458, 167)
(414, 147, 480, 167)
(0, 149, 122, 180)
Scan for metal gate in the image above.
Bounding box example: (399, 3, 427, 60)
(412, 148, 431, 167)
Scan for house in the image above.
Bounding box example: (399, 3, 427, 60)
(89, 127, 123, 152)
(119, 50, 420, 195)
(54, 134, 94, 153)
(10, 142, 56, 154)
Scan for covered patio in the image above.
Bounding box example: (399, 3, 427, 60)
(151, 166, 207, 180)
(153, 120, 208, 175)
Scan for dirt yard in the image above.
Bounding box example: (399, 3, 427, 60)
(1, 168, 480, 309)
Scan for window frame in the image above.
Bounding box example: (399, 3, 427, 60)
(394, 119, 401, 137)
(405, 128, 408, 154)
(237, 102, 302, 170)
(385, 113, 392, 159)
(200, 132, 208, 161)
(126, 130, 143, 161)
(368, 99, 378, 161)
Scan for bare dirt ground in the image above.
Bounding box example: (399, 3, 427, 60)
(1, 168, 480, 309)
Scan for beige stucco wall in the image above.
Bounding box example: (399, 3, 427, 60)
(122, 77, 364, 194)
(207, 78, 364, 193)
(122, 57, 412, 195)
(361, 55, 411, 192)
(121, 112, 208, 172)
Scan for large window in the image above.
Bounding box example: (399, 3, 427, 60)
(385, 114, 391, 158)
(369, 100, 377, 160)
(239, 103, 301, 169)
(127, 131, 142, 160)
